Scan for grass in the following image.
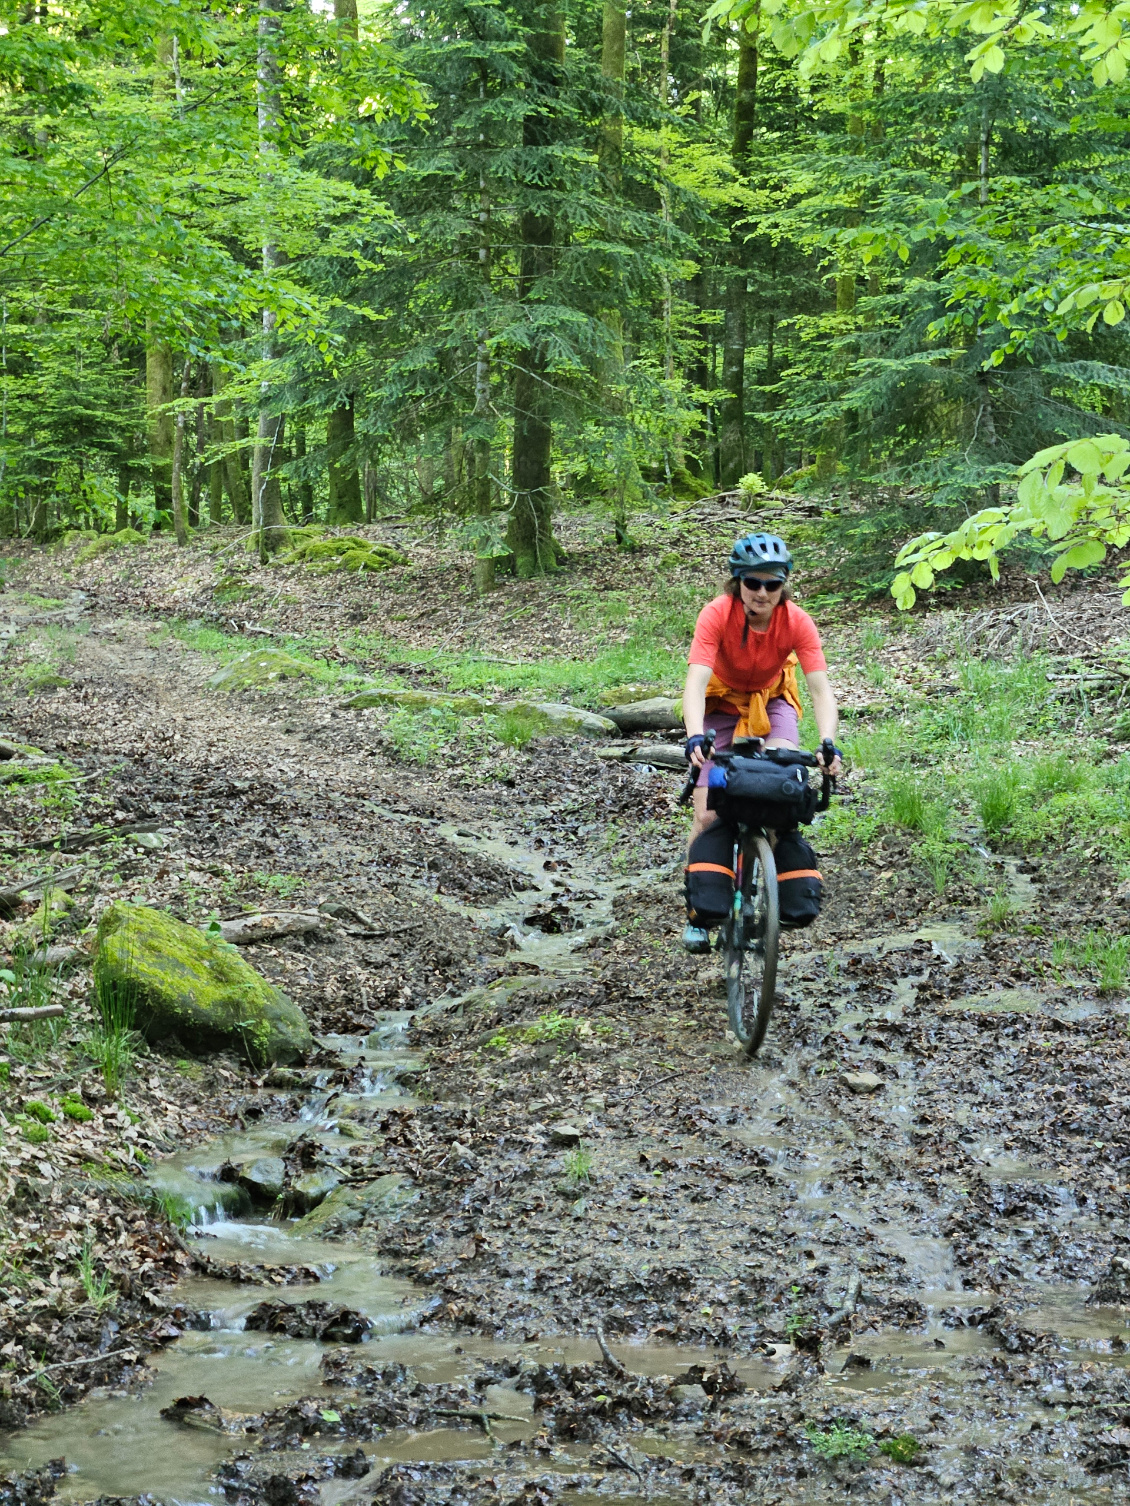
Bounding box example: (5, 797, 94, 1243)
(1054, 931, 1130, 993)
(981, 887, 1019, 932)
(253, 871, 304, 900)
(805, 1422, 874, 1460)
(878, 1434, 921, 1465)
(77, 1238, 115, 1311)
(884, 781, 950, 838)
(563, 1145, 593, 1184)
(87, 957, 143, 1096)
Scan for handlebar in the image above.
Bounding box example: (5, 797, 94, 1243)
(676, 733, 838, 811)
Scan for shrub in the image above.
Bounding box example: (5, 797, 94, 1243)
(805, 1422, 874, 1460)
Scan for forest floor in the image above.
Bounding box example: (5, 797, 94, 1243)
(1, 513, 1130, 1504)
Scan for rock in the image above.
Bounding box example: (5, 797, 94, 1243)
(841, 1352, 872, 1372)
(1089, 1256, 1130, 1305)
(275, 536, 408, 574)
(208, 911, 325, 946)
(548, 1122, 583, 1145)
(670, 1383, 709, 1417)
(128, 831, 167, 851)
(93, 901, 313, 1065)
(285, 1169, 341, 1213)
(75, 527, 146, 565)
(501, 700, 618, 738)
(236, 1156, 285, 1204)
(291, 1172, 415, 1234)
(206, 650, 321, 692)
(243, 1300, 372, 1343)
(598, 683, 670, 706)
(341, 686, 490, 714)
(602, 697, 684, 734)
(842, 1071, 884, 1094)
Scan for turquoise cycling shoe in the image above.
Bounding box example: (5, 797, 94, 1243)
(682, 924, 711, 955)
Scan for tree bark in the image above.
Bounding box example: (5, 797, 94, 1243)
(473, 105, 495, 596)
(507, 0, 565, 578)
(212, 367, 250, 524)
(718, 23, 758, 490)
(326, 401, 364, 522)
(115, 463, 130, 533)
(293, 426, 314, 521)
(190, 387, 205, 527)
(170, 359, 190, 546)
(254, 0, 290, 561)
(145, 333, 173, 517)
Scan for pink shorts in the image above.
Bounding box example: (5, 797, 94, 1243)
(696, 698, 799, 787)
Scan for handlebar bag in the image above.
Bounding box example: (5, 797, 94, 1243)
(684, 821, 737, 926)
(706, 756, 818, 828)
(775, 831, 823, 929)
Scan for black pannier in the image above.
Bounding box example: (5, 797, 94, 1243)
(684, 822, 736, 926)
(775, 831, 823, 929)
(705, 756, 818, 829)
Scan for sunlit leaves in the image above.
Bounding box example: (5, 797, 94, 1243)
(892, 435, 1130, 608)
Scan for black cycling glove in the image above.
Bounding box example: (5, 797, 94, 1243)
(684, 734, 708, 762)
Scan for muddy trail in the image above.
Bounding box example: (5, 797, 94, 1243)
(1, 582, 1130, 1505)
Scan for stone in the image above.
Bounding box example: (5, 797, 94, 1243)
(341, 687, 490, 714)
(602, 697, 684, 734)
(598, 684, 670, 706)
(285, 1169, 341, 1213)
(842, 1072, 884, 1094)
(595, 742, 687, 770)
(236, 1156, 285, 1204)
(501, 700, 618, 738)
(206, 649, 321, 692)
(291, 1172, 415, 1235)
(1089, 1256, 1130, 1305)
(548, 1123, 583, 1145)
(669, 1383, 709, 1417)
(127, 831, 167, 851)
(93, 901, 313, 1065)
(75, 528, 146, 565)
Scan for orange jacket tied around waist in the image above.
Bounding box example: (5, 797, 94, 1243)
(693, 654, 804, 740)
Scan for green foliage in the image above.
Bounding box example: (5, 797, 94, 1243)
(275, 537, 408, 573)
(253, 872, 304, 900)
(879, 1434, 922, 1465)
(563, 1146, 593, 1184)
(22, 1099, 56, 1124)
(75, 529, 147, 565)
(804, 1422, 875, 1461)
(77, 1239, 115, 1312)
(21, 1122, 51, 1145)
(61, 1095, 95, 1123)
(522, 1012, 576, 1043)
(488, 708, 551, 749)
(1055, 931, 1130, 993)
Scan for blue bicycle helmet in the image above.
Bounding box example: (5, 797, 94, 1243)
(729, 533, 792, 578)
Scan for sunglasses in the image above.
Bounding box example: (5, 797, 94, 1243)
(740, 575, 785, 593)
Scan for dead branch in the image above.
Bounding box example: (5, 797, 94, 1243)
(0, 1003, 64, 1021)
(595, 1326, 629, 1378)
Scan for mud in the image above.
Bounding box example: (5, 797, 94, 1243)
(0, 567, 1128, 1502)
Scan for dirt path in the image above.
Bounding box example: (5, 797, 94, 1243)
(1, 586, 1130, 1504)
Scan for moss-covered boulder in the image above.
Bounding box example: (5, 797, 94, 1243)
(291, 1172, 415, 1234)
(275, 536, 408, 574)
(341, 687, 490, 714)
(76, 528, 146, 565)
(93, 902, 313, 1065)
(501, 700, 618, 738)
(206, 649, 321, 692)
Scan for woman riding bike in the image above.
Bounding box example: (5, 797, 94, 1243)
(682, 532, 841, 953)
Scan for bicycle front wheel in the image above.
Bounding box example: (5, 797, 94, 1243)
(724, 833, 779, 1057)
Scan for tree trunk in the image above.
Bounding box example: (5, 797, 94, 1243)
(254, 0, 290, 562)
(718, 24, 758, 490)
(145, 333, 173, 517)
(507, 0, 565, 578)
(212, 367, 250, 524)
(473, 119, 495, 596)
(327, 401, 364, 522)
(115, 462, 130, 532)
(293, 426, 314, 521)
(170, 359, 191, 546)
(190, 390, 205, 527)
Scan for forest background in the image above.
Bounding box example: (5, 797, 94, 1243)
(7, 0, 1130, 601)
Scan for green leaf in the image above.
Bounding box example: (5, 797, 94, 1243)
(891, 573, 916, 610)
(909, 561, 935, 588)
(1104, 299, 1126, 324)
(1055, 540, 1107, 576)
(1065, 439, 1106, 474)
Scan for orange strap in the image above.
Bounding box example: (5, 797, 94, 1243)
(777, 868, 822, 881)
(686, 862, 735, 878)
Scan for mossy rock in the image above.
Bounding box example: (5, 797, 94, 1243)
(55, 529, 98, 552)
(342, 687, 490, 714)
(75, 528, 146, 566)
(597, 684, 671, 706)
(501, 700, 618, 738)
(275, 536, 408, 574)
(93, 901, 313, 1065)
(207, 649, 321, 692)
(291, 1172, 416, 1234)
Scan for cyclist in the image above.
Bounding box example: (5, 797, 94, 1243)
(682, 533, 841, 953)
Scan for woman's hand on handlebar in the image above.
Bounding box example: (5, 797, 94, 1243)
(816, 738, 843, 778)
(685, 733, 710, 770)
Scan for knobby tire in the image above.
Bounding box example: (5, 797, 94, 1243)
(724, 833, 779, 1057)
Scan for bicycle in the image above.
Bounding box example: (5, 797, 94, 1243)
(679, 734, 836, 1057)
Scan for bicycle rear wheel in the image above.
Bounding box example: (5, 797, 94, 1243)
(724, 833, 779, 1057)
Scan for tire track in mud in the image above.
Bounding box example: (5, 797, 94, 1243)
(4, 605, 1130, 1501)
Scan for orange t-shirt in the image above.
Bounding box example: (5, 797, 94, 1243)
(687, 595, 826, 691)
